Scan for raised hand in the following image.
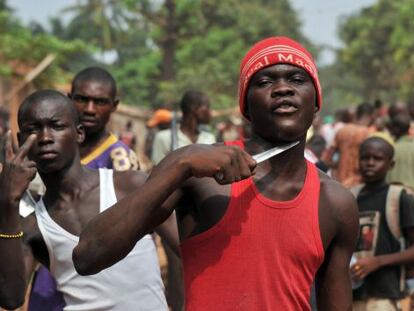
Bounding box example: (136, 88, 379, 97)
(0, 131, 37, 203)
(174, 144, 257, 185)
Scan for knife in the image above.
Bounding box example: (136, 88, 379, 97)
(215, 140, 300, 182)
(252, 141, 299, 163)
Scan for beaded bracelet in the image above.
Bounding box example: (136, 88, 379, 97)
(0, 231, 24, 239)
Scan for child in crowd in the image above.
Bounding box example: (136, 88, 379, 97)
(351, 135, 414, 311)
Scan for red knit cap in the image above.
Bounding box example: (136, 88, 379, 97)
(238, 36, 322, 119)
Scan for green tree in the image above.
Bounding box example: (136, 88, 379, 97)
(0, 2, 88, 88)
(336, 0, 414, 104)
(62, 0, 132, 51)
(318, 63, 364, 115)
(56, 0, 152, 103)
(56, 0, 314, 108)
(118, 0, 314, 108)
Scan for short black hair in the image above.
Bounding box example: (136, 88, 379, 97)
(18, 90, 80, 127)
(388, 102, 408, 120)
(179, 90, 208, 115)
(71, 67, 117, 99)
(391, 113, 411, 135)
(360, 136, 394, 160)
(356, 102, 374, 119)
(306, 134, 326, 158)
(334, 108, 352, 123)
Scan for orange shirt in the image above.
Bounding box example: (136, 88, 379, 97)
(334, 124, 371, 186)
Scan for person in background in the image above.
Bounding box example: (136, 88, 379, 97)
(372, 99, 388, 132)
(350, 136, 414, 311)
(68, 67, 139, 171)
(306, 113, 323, 141)
(151, 90, 216, 164)
(320, 108, 352, 148)
(326, 102, 374, 187)
(150, 91, 215, 310)
(69, 67, 183, 309)
(305, 134, 329, 173)
(388, 102, 408, 122)
(119, 120, 137, 150)
(216, 117, 240, 142)
(144, 108, 173, 160)
(387, 113, 414, 190)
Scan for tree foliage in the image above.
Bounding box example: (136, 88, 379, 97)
(57, 0, 313, 109)
(0, 2, 88, 88)
(2, 0, 314, 109)
(336, 0, 414, 105)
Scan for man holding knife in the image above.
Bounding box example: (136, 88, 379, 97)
(73, 36, 359, 310)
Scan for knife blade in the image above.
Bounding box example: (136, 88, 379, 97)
(252, 141, 299, 163)
(214, 140, 300, 182)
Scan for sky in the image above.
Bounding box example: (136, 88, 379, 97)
(290, 0, 376, 64)
(9, 0, 377, 65)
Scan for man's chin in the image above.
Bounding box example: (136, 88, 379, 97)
(361, 176, 381, 183)
(264, 132, 304, 144)
(83, 125, 100, 136)
(36, 161, 62, 174)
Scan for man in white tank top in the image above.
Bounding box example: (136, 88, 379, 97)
(0, 90, 177, 310)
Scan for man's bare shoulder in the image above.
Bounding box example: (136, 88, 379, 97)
(113, 170, 148, 199)
(318, 172, 359, 252)
(319, 172, 358, 223)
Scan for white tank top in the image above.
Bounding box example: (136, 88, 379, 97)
(35, 169, 168, 311)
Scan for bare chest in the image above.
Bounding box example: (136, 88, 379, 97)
(45, 189, 100, 237)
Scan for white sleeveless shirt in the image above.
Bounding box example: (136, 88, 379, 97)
(35, 169, 168, 311)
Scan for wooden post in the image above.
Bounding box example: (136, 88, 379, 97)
(6, 54, 56, 139)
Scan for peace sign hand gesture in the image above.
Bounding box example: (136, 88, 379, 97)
(0, 131, 37, 205)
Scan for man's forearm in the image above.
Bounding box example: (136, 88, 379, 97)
(376, 246, 414, 268)
(0, 132, 40, 308)
(73, 157, 189, 275)
(0, 199, 26, 309)
(73, 143, 256, 275)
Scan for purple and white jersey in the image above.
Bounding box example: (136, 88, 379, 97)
(81, 133, 138, 171)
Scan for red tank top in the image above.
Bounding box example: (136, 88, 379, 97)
(180, 140, 324, 311)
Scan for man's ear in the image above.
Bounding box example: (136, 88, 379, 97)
(111, 99, 120, 112)
(76, 124, 85, 144)
(390, 159, 396, 170)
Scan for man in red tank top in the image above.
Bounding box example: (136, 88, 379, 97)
(73, 37, 359, 310)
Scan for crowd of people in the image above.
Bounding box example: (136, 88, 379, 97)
(1, 35, 414, 311)
(306, 101, 414, 310)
